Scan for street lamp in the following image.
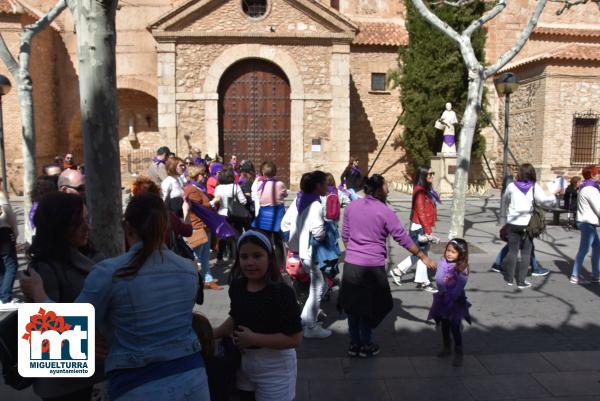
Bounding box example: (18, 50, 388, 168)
(494, 72, 519, 194)
(0, 74, 11, 194)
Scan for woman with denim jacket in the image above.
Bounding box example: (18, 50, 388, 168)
(21, 193, 210, 401)
(392, 166, 440, 292)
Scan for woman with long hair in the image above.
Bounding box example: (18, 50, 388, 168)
(340, 174, 435, 357)
(391, 165, 440, 292)
(340, 156, 364, 201)
(500, 163, 557, 288)
(21, 193, 210, 401)
(570, 165, 600, 284)
(26, 192, 104, 400)
(161, 156, 187, 217)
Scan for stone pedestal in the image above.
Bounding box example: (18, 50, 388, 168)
(431, 153, 457, 197)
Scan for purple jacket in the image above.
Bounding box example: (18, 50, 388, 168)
(342, 195, 415, 267)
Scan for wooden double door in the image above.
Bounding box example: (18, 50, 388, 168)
(218, 59, 291, 185)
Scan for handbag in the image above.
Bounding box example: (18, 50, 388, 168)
(435, 119, 445, 130)
(0, 311, 33, 390)
(527, 186, 546, 238)
(186, 228, 208, 249)
(227, 184, 251, 225)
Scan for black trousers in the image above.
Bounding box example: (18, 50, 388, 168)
(441, 319, 462, 347)
(502, 224, 532, 285)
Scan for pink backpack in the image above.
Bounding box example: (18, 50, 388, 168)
(325, 193, 341, 221)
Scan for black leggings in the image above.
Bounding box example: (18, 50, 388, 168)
(441, 319, 462, 347)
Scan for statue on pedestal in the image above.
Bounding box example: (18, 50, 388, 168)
(435, 102, 459, 155)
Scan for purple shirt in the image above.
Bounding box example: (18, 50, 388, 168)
(342, 195, 415, 267)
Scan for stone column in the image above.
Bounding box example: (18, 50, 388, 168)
(157, 42, 177, 152)
(330, 43, 351, 176)
(203, 93, 220, 158)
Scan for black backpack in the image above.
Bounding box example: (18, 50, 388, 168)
(526, 186, 546, 238)
(0, 310, 33, 390)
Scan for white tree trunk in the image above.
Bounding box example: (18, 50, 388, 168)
(448, 71, 484, 239)
(69, 0, 123, 256)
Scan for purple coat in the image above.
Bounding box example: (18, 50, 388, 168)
(428, 259, 471, 323)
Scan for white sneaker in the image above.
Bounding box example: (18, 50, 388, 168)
(303, 324, 332, 339)
(0, 299, 23, 310)
(390, 267, 404, 286)
(517, 281, 532, 289)
(422, 284, 438, 293)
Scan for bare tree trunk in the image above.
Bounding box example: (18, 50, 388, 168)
(68, 0, 123, 256)
(448, 71, 484, 238)
(0, 0, 67, 243)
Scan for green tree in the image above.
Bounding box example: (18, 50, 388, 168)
(394, 0, 487, 172)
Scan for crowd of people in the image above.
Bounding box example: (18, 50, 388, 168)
(0, 145, 598, 400)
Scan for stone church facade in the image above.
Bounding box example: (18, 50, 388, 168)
(0, 0, 598, 192)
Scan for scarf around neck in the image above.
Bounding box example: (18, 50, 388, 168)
(258, 176, 277, 194)
(187, 178, 207, 193)
(327, 186, 337, 194)
(514, 180, 534, 195)
(580, 179, 600, 191)
(296, 191, 320, 215)
(153, 157, 165, 165)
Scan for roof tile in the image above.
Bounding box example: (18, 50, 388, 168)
(352, 22, 408, 47)
(533, 26, 600, 38)
(500, 43, 600, 72)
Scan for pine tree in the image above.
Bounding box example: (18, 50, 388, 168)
(395, 0, 487, 172)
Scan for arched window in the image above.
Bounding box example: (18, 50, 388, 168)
(242, 0, 267, 18)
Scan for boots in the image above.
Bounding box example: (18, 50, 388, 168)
(452, 345, 463, 367)
(437, 339, 451, 358)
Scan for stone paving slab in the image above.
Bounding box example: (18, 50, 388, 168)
(476, 353, 558, 374)
(532, 371, 600, 397)
(540, 350, 600, 372)
(340, 356, 416, 379)
(307, 379, 393, 401)
(385, 377, 475, 401)
(461, 374, 552, 400)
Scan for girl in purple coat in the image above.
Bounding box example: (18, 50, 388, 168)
(428, 238, 471, 367)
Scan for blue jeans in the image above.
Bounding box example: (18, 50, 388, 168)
(572, 222, 600, 278)
(193, 232, 213, 283)
(113, 367, 210, 401)
(348, 314, 372, 346)
(0, 251, 18, 303)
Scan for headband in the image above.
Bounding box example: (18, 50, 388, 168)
(237, 230, 273, 253)
(449, 239, 466, 253)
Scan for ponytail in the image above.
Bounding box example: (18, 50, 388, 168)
(114, 193, 168, 278)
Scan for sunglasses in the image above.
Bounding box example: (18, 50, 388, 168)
(428, 172, 435, 176)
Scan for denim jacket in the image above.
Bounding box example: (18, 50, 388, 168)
(75, 243, 200, 373)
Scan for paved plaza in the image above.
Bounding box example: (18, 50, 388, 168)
(2, 192, 599, 401)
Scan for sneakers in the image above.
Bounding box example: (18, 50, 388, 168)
(505, 281, 514, 287)
(0, 299, 23, 310)
(570, 276, 586, 284)
(348, 343, 360, 357)
(422, 284, 438, 293)
(490, 264, 502, 273)
(359, 343, 380, 358)
(303, 324, 332, 339)
(531, 267, 550, 277)
(390, 267, 404, 286)
(517, 281, 532, 289)
(592, 276, 600, 284)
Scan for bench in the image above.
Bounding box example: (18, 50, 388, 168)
(547, 207, 570, 225)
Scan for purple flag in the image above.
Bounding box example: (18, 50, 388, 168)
(189, 201, 237, 239)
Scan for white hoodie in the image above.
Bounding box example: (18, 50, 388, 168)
(577, 185, 600, 226)
(281, 197, 325, 261)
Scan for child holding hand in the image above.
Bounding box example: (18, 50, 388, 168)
(213, 231, 303, 401)
(428, 238, 471, 367)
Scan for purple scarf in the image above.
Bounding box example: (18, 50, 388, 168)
(153, 157, 164, 166)
(514, 180, 534, 195)
(428, 188, 441, 205)
(209, 162, 223, 177)
(580, 179, 600, 191)
(187, 179, 207, 194)
(238, 176, 247, 186)
(443, 135, 455, 147)
(189, 200, 237, 239)
(350, 165, 361, 176)
(296, 192, 321, 215)
(258, 177, 277, 194)
(327, 186, 337, 194)
(192, 157, 205, 166)
(29, 201, 39, 230)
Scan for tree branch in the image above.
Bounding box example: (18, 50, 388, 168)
(409, 0, 463, 46)
(0, 33, 19, 78)
(548, 0, 599, 14)
(20, 0, 68, 75)
(463, 0, 506, 37)
(430, 0, 478, 6)
(484, 0, 547, 78)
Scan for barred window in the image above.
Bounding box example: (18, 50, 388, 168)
(571, 112, 599, 165)
(242, 0, 267, 18)
(371, 73, 386, 91)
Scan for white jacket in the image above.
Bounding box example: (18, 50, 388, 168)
(281, 198, 325, 261)
(577, 186, 600, 226)
(501, 182, 556, 226)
